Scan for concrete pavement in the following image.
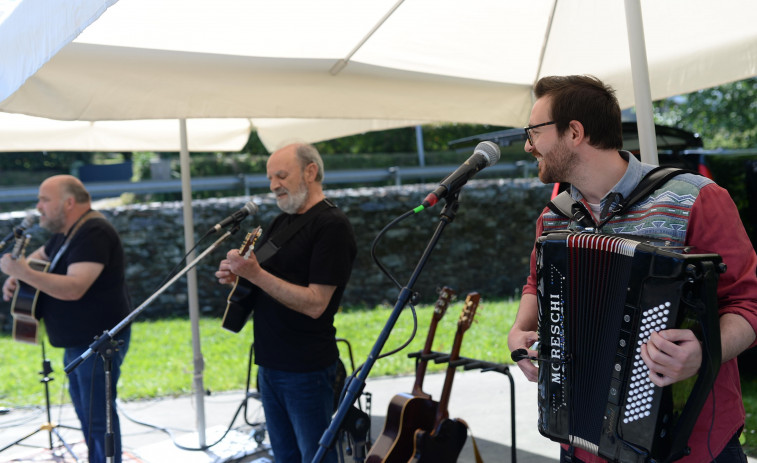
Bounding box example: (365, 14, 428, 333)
(0, 369, 753, 463)
(0, 368, 555, 463)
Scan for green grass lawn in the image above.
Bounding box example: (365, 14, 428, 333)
(0, 298, 516, 404)
(0, 299, 754, 457)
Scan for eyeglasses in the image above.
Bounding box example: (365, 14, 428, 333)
(524, 121, 556, 146)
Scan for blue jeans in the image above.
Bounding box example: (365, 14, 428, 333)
(258, 362, 337, 463)
(64, 327, 130, 463)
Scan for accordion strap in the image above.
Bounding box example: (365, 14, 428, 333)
(547, 166, 694, 228)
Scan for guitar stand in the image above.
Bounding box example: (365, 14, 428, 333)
(313, 192, 462, 463)
(408, 351, 518, 463)
(0, 341, 81, 462)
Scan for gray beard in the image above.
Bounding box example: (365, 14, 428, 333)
(276, 187, 308, 214)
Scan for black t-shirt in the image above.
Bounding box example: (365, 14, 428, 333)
(251, 204, 357, 372)
(38, 217, 131, 347)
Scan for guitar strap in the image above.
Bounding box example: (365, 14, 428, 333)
(48, 209, 105, 273)
(456, 418, 484, 463)
(254, 198, 335, 264)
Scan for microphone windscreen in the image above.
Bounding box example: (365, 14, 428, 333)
(21, 211, 36, 228)
(242, 201, 258, 216)
(474, 141, 501, 167)
(510, 348, 529, 362)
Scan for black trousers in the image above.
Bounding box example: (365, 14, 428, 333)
(559, 429, 747, 463)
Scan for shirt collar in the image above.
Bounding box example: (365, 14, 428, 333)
(569, 150, 641, 203)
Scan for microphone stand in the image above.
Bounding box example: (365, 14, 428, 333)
(64, 224, 242, 463)
(313, 191, 461, 463)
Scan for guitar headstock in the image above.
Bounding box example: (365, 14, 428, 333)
(458, 292, 480, 332)
(238, 226, 262, 259)
(432, 286, 456, 322)
(11, 234, 30, 260)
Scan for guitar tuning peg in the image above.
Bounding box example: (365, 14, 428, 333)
(11, 233, 30, 260)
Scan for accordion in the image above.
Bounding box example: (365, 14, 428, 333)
(536, 231, 723, 463)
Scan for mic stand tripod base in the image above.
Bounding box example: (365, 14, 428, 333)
(0, 343, 82, 462)
(0, 423, 82, 462)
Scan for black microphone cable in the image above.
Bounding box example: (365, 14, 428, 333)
(361, 207, 424, 367)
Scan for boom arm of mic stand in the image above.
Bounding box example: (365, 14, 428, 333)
(312, 193, 461, 463)
(64, 227, 240, 375)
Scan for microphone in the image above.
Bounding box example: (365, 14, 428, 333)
(510, 348, 535, 362)
(422, 141, 500, 208)
(0, 212, 36, 251)
(209, 201, 258, 233)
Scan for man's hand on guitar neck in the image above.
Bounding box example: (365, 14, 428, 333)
(0, 253, 31, 296)
(1, 244, 49, 301)
(224, 248, 264, 285)
(215, 247, 263, 286)
(218, 248, 337, 320)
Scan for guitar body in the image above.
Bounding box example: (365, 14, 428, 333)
(221, 227, 262, 333)
(409, 418, 468, 463)
(367, 286, 455, 462)
(11, 258, 50, 344)
(408, 292, 479, 463)
(366, 393, 438, 463)
(221, 279, 258, 332)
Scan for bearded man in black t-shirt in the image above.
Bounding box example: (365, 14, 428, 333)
(1, 175, 131, 463)
(216, 143, 357, 463)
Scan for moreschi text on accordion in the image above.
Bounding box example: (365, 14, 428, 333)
(535, 231, 724, 463)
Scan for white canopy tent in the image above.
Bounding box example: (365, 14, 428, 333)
(2, 0, 757, 153)
(2, 0, 757, 446)
(0, 113, 252, 151)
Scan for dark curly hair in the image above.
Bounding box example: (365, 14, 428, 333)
(534, 75, 623, 150)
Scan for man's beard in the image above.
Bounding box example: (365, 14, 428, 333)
(40, 210, 65, 234)
(275, 181, 309, 214)
(537, 137, 578, 184)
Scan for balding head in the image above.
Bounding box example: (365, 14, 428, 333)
(270, 143, 324, 183)
(41, 175, 91, 205)
(37, 175, 92, 234)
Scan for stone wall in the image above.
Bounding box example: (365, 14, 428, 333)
(0, 179, 551, 328)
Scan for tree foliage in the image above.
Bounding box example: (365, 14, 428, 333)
(654, 77, 757, 149)
(242, 124, 510, 155)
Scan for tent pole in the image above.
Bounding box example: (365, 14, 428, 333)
(179, 118, 207, 446)
(415, 125, 425, 168)
(624, 0, 659, 166)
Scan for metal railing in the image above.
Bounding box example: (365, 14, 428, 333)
(0, 162, 535, 203)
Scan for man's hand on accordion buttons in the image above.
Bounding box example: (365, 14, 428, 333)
(640, 329, 702, 387)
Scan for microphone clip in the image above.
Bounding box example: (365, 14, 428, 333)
(510, 348, 571, 365)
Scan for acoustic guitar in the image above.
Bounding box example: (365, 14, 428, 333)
(409, 292, 480, 463)
(221, 227, 262, 333)
(10, 234, 50, 344)
(365, 286, 456, 463)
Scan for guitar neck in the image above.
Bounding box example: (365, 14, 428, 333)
(433, 292, 479, 427)
(411, 286, 454, 398)
(411, 322, 439, 396)
(435, 329, 464, 423)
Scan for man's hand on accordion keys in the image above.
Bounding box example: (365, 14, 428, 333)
(640, 328, 703, 387)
